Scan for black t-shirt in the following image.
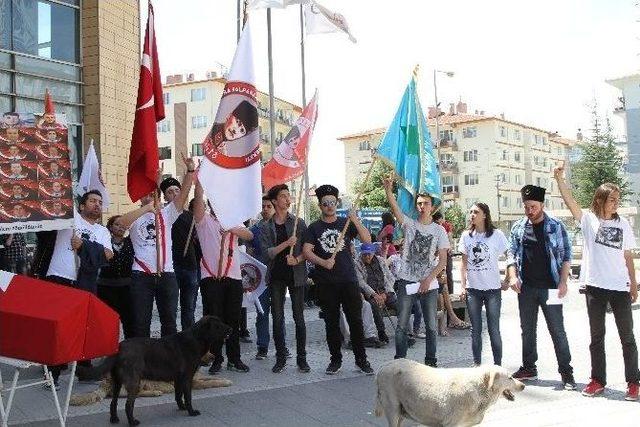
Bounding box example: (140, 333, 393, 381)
(172, 211, 199, 270)
(270, 222, 294, 282)
(304, 217, 358, 284)
(522, 221, 554, 289)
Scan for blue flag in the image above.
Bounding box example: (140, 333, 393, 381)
(376, 75, 441, 219)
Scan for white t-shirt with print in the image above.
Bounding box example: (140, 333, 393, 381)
(579, 211, 636, 292)
(196, 214, 241, 280)
(130, 202, 181, 273)
(47, 214, 112, 281)
(397, 215, 450, 289)
(457, 229, 509, 290)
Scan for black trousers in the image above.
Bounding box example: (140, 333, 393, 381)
(270, 279, 306, 361)
(317, 281, 368, 365)
(97, 282, 134, 340)
(200, 277, 243, 363)
(586, 285, 639, 385)
(367, 292, 397, 337)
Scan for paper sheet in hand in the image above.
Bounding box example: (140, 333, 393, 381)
(547, 289, 564, 305)
(405, 282, 420, 295)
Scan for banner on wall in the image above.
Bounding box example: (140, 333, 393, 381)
(0, 111, 74, 235)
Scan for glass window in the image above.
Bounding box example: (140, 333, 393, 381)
(190, 88, 206, 102)
(157, 119, 171, 133)
(191, 115, 207, 129)
(163, 92, 170, 105)
(0, 52, 10, 68)
(0, 95, 10, 112)
(514, 152, 521, 162)
(499, 126, 507, 138)
(14, 54, 80, 81)
(0, 0, 10, 49)
(192, 143, 204, 156)
(158, 146, 172, 160)
(14, 97, 79, 123)
(0, 71, 11, 93)
(15, 74, 80, 103)
(462, 126, 477, 138)
(514, 129, 521, 140)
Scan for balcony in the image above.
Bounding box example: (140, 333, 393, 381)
(442, 185, 459, 198)
(439, 138, 458, 151)
(440, 161, 458, 173)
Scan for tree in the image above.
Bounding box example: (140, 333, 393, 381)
(571, 105, 631, 207)
(444, 203, 466, 238)
(351, 160, 394, 209)
(308, 200, 321, 222)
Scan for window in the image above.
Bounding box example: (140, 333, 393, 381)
(191, 115, 207, 129)
(192, 143, 204, 156)
(502, 196, 510, 208)
(442, 175, 456, 193)
(439, 129, 454, 142)
(462, 126, 477, 138)
(516, 197, 522, 206)
(536, 177, 541, 186)
(163, 92, 171, 105)
(534, 156, 539, 166)
(501, 150, 508, 161)
(358, 140, 371, 151)
(157, 119, 171, 133)
(515, 174, 522, 185)
(499, 126, 507, 138)
(543, 158, 547, 168)
(190, 87, 206, 101)
(542, 136, 547, 145)
(464, 174, 479, 186)
(158, 146, 172, 160)
(440, 153, 454, 164)
(463, 150, 478, 162)
(514, 129, 521, 141)
(550, 181, 554, 192)
(514, 152, 521, 162)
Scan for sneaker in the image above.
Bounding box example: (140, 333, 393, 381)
(208, 362, 222, 375)
(512, 367, 538, 381)
(413, 330, 426, 339)
(582, 379, 605, 397)
(356, 361, 374, 376)
(561, 373, 577, 391)
(363, 337, 383, 348)
(297, 358, 311, 373)
(272, 359, 286, 373)
(227, 360, 250, 373)
(325, 361, 342, 375)
(239, 336, 253, 344)
(625, 382, 639, 401)
(285, 348, 293, 359)
(255, 349, 268, 360)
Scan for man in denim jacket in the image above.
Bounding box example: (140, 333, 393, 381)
(506, 184, 576, 390)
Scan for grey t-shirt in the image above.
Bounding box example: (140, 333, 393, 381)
(397, 215, 450, 287)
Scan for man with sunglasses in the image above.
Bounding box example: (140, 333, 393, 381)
(303, 184, 375, 375)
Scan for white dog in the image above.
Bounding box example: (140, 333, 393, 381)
(375, 359, 525, 427)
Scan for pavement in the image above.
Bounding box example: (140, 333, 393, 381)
(3, 267, 640, 426)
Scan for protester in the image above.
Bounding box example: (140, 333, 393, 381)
(3, 233, 27, 274)
(193, 180, 253, 374)
(97, 215, 134, 339)
(355, 242, 396, 344)
(554, 163, 639, 400)
(383, 175, 449, 366)
(302, 184, 374, 375)
(377, 212, 397, 257)
(458, 203, 509, 366)
(118, 155, 195, 338)
(506, 184, 576, 390)
(259, 184, 309, 373)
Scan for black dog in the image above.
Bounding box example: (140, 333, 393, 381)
(77, 315, 231, 426)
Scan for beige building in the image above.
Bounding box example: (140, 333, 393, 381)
(339, 104, 575, 229)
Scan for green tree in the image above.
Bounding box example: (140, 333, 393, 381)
(308, 200, 321, 222)
(571, 105, 630, 207)
(444, 203, 466, 238)
(351, 160, 394, 209)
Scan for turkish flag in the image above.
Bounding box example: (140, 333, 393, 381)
(127, 1, 165, 203)
(262, 90, 318, 190)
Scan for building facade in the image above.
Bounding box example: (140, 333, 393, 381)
(607, 73, 640, 207)
(339, 109, 574, 229)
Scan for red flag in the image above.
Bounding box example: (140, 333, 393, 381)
(261, 90, 318, 190)
(127, 1, 165, 202)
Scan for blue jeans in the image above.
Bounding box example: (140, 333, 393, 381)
(466, 288, 502, 365)
(255, 286, 286, 353)
(175, 267, 199, 331)
(394, 280, 438, 365)
(518, 285, 573, 374)
(129, 271, 179, 337)
(412, 300, 423, 332)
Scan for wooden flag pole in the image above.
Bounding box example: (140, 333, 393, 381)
(182, 217, 196, 258)
(153, 191, 162, 276)
(289, 178, 306, 256)
(329, 156, 378, 261)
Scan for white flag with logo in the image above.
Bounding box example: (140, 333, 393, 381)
(198, 19, 261, 229)
(247, 0, 306, 9)
(304, 1, 356, 43)
(238, 250, 267, 314)
(76, 141, 110, 211)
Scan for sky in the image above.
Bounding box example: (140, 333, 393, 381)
(146, 0, 639, 191)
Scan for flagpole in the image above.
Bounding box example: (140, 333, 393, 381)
(289, 177, 305, 256)
(237, 0, 242, 41)
(299, 3, 310, 222)
(267, 9, 276, 156)
(329, 156, 378, 261)
(154, 191, 162, 276)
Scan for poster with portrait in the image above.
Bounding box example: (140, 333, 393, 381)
(0, 112, 74, 234)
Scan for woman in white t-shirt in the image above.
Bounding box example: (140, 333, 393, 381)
(554, 162, 639, 401)
(458, 202, 509, 366)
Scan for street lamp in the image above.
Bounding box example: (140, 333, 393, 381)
(433, 69, 455, 165)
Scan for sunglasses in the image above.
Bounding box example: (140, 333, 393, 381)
(321, 200, 337, 208)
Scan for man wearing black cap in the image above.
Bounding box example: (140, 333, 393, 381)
(302, 184, 375, 375)
(506, 184, 575, 389)
(258, 183, 309, 373)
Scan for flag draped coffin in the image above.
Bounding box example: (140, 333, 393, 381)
(199, 19, 261, 229)
(376, 75, 441, 218)
(0, 272, 119, 365)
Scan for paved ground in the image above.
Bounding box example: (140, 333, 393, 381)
(4, 268, 640, 426)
